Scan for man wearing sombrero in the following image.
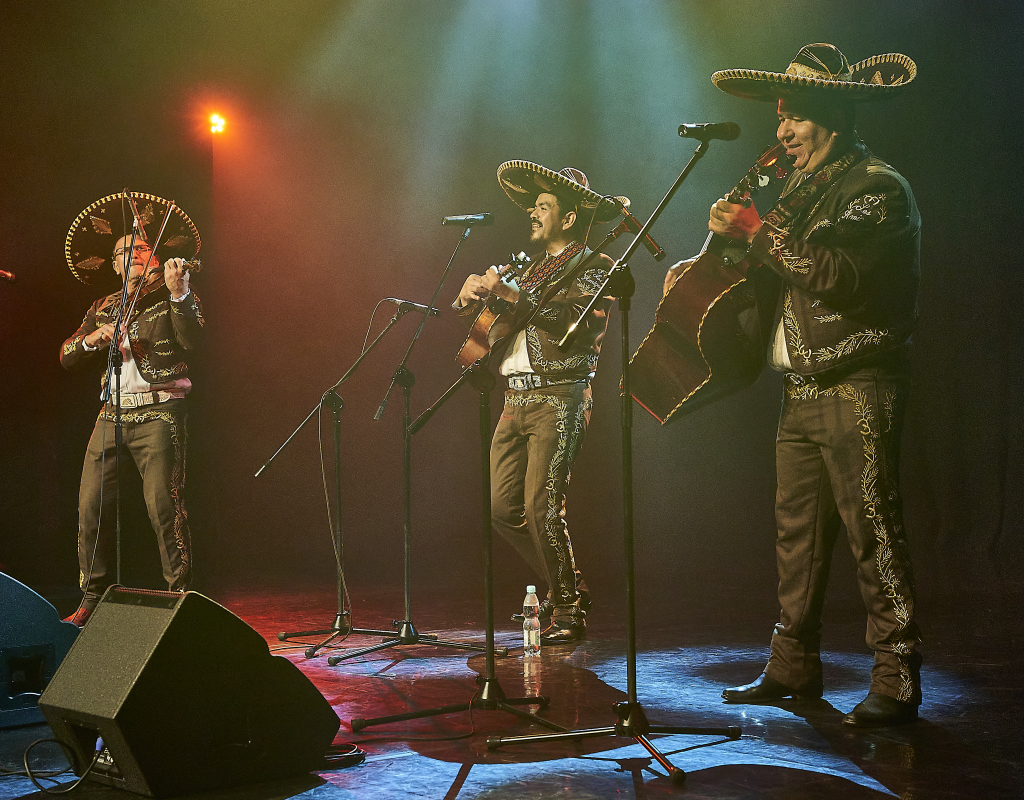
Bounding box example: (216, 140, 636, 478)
(698, 44, 923, 726)
(59, 193, 205, 627)
(455, 163, 622, 644)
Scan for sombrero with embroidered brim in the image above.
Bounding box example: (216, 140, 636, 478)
(712, 43, 916, 103)
(65, 191, 201, 285)
(497, 162, 629, 224)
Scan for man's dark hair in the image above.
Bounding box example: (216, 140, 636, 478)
(786, 93, 857, 136)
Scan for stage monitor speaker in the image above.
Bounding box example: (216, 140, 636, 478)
(0, 572, 79, 728)
(39, 587, 340, 797)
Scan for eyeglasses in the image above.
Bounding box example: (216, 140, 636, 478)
(113, 244, 152, 258)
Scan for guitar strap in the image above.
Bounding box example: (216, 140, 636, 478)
(762, 140, 867, 231)
(517, 240, 585, 293)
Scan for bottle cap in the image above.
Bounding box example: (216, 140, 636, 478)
(526, 585, 536, 594)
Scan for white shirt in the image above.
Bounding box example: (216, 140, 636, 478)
(83, 289, 193, 397)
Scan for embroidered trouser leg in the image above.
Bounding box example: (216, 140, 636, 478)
(77, 402, 192, 608)
(491, 382, 592, 625)
(766, 368, 921, 704)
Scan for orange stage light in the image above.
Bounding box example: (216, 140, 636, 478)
(209, 114, 226, 134)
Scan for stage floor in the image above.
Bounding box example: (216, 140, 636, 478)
(2, 581, 1022, 799)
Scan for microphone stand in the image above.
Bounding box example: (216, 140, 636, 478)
(347, 221, 634, 733)
(105, 226, 136, 587)
(485, 140, 742, 784)
(258, 307, 428, 658)
(349, 361, 563, 732)
(99, 193, 174, 590)
(327, 224, 493, 665)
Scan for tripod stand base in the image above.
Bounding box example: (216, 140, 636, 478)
(326, 618, 497, 665)
(485, 701, 741, 785)
(279, 612, 401, 659)
(351, 676, 564, 733)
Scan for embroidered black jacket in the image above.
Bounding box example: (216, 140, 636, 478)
(747, 141, 921, 376)
(459, 247, 615, 382)
(60, 284, 205, 390)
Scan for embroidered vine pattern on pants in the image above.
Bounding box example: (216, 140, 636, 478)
(169, 416, 191, 590)
(504, 391, 590, 622)
(820, 382, 915, 701)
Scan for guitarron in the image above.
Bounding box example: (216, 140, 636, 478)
(629, 143, 791, 424)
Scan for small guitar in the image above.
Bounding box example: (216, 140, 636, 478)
(630, 143, 791, 424)
(457, 252, 531, 368)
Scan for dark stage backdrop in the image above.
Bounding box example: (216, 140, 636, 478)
(1, 1, 1020, 620)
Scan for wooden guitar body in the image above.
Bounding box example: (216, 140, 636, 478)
(629, 250, 763, 424)
(629, 143, 790, 424)
(456, 253, 530, 368)
(457, 296, 518, 368)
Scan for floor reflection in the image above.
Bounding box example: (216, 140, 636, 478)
(3, 585, 1022, 800)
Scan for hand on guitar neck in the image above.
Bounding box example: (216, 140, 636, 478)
(457, 262, 521, 308)
(665, 195, 763, 296)
(709, 193, 763, 243)
(455, 253, 531, 368)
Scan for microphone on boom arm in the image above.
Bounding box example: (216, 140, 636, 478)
(678, 122, 741, 141)
(441, 213, 493, 226)
(384, 297, 440, 316)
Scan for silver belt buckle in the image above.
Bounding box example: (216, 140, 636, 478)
(119, 393, 139, 408)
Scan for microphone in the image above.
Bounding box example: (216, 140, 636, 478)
(441, 213, 493, 226)
(0, 269, 14, 282)
(618, 208, 667, 262)
(385, 297, 440, 316)
(678, 122, 741, 141)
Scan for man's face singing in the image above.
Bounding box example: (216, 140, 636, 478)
(528, 192, 573, 250)
(776, 97, 842, 174)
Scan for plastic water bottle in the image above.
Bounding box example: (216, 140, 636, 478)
(523, 653, 540, 697)
(522, 585, 541, 657)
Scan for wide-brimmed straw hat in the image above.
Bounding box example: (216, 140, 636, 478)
(496, 161, 629, 224)
(65, 191, 200, 285)
(712, 43, 916, 103)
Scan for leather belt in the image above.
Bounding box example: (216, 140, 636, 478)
(506, 374, 583, 391)
(107, 389, 186, 409)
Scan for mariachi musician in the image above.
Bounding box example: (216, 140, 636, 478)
(664, 43, 922, 727)
(454, 163, 626, 644)
(60, 193, 205, 627)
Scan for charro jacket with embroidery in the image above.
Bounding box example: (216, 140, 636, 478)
(747, 141, 920, 376)
(459, 247, 615, 381)
(60, 284, 205, 389)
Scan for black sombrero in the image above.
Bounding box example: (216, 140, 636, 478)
(65, 192, 200, 285)
(712, 43, 916, 103)
(496, 162, 629, 224)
